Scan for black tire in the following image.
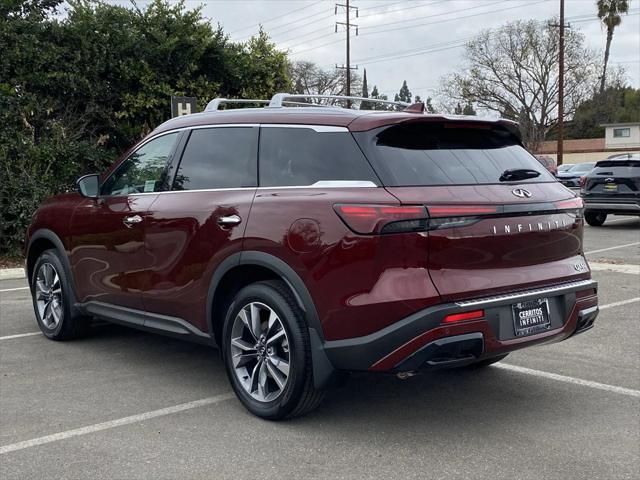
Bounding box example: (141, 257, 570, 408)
(30, 249, 89, 340)
(468, 354, 509, 368)
(221, 280, 324, 420)
(585, 211, 607, 227)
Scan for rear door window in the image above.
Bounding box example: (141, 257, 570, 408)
(172, 127, 258, 190)
(258, 127, 379, 187)
(354, 123, 554, 186)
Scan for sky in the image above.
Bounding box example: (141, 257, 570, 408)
(103, 0, 640, 101)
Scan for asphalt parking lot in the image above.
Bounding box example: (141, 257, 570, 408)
(1, 216, 639, 479)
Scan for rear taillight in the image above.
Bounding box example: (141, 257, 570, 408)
(442, 309, 485, 324)
(555, 197, 584, 219)
(579, 176, 587, 188)
(555, 197, 583, 210)
(334, 204, 428, 234)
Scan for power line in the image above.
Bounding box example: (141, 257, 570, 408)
(227, 0, 324, 35)
(289, 0, 546, 56)
(359, 0, 506, 31)
(358, 0, 447, 18)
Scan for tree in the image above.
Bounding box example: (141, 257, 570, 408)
(361, 68, 369, 98)
(597, 0, 629, 93)
(565, 86, 640, 139)
(395, 80, 412, 103)
(360, 68, 373, 109)
(438, 19, 600, 149)
(425, 97, 436, 114)
(288, 60, 361, 102)
(414, 95, 422, 103)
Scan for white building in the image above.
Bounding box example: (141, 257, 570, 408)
(602, 122, 640, 150)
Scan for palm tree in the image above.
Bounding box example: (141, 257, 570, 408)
(597, 0, 630, 93)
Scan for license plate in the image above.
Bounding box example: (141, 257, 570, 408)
(512, 298, 551, 337)
(604, 183, 618, 192)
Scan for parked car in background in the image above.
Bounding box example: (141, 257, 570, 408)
(581, 156, 640, 226)
(535, 155, 558, 175)
(557, 164, 574, 173)
(25, 93, 599, 419)
(557, 162, 596, 188)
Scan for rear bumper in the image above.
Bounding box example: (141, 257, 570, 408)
(584, 202, 640, 212)
(323, 279, 598, 372)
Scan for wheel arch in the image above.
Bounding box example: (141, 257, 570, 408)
(27, 230, 70, 284)
(206, 251, 323, 344)
(206, 251, 338, 390)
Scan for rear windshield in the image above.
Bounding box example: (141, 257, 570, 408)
(570, 163, 595, 172)
(354, 123, 555, 186)
(595, 160, 640, 168)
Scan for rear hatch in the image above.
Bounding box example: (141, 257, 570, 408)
(582, 159, 640, 201)
(353, 120, 588, 301)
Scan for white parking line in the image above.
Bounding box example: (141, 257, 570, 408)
(0, 393, 235, 455)
(0, 287, 29, 293)
(599, 297, 640, 310)
(585, 241, 640, 255)
(0, 332, 41, 340)
(496, 363, 640, 398)
(589, 262, 640, 275)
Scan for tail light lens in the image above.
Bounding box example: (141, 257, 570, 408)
(334, 204, 428, 234)
(579, 176, 587, 188)
(555, 197, 583, 210)
(442, 309, 485, 324)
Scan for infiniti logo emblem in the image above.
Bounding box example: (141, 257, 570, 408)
(512, 188, 532, 199)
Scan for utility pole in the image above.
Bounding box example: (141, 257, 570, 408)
(557, 0, 565, 166)
(335, 1, 358, 101)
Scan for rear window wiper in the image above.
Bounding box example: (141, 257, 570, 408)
(499, 168, 541, 181)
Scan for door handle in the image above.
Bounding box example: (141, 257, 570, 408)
(123, 214, 143, 228)
(217, 214, 242, 228)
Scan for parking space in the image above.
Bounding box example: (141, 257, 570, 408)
(1, 220, 639, 479)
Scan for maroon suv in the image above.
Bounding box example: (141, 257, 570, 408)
(26, 94, 599, 419)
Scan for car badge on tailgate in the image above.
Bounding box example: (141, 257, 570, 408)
(511, 188, 532, 198)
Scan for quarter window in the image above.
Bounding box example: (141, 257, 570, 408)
(102, 133, 179, 196)
(613, 128, 631, 138)
(172, 127, 257, 190)
(258, 127, 379, 187)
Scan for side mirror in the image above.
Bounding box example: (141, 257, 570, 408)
(77, 174, 100, 198)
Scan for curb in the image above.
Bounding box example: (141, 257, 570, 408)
(0, 268, 26, 280)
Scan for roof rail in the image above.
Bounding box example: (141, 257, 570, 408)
(268, 93, 410, 109)
(204, 98, 270, 111)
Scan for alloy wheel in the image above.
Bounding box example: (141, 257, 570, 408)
(35, 263, 63, 329)
(230, 302, 290, 402)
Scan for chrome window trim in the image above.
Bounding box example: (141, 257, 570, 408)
(260, 124, 349, 133)
(455, 279, 596, 308)
(141, 123, 346, 142)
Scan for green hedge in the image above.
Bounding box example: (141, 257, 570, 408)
(0, 0, 290, 256)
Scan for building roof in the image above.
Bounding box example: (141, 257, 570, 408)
(600, 122, 640, 127)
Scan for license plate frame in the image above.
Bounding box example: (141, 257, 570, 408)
(603, 183, 618, 192)
(512, 298, 551, 337)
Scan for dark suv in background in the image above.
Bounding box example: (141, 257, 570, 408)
(581, 153, 640, 226)
(26, 94, 599, 419)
